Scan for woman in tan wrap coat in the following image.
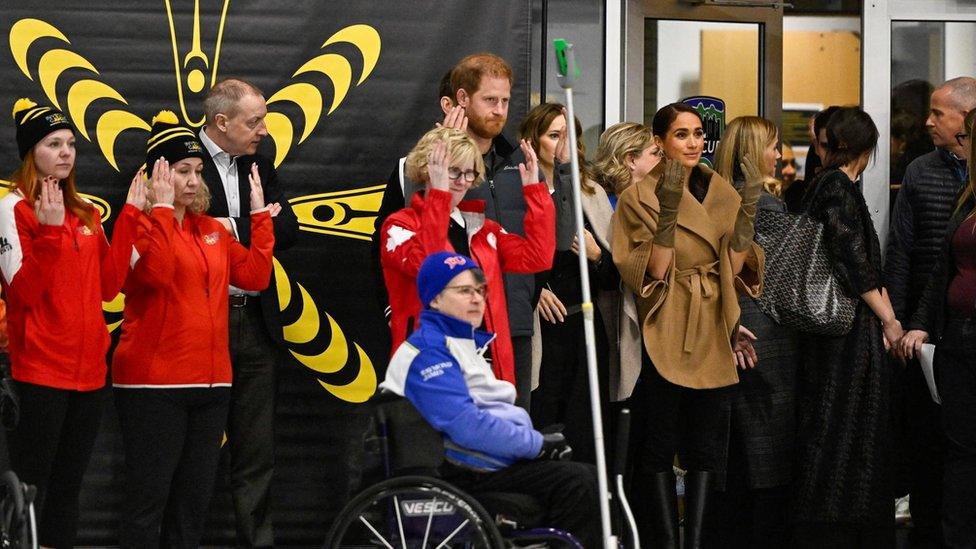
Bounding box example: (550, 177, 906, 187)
(612, 103, 764, 549)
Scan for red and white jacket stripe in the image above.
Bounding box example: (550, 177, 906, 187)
(379, 183, 555, 385)
(111, 205, 274, 388)
(0, 193, 137, 391)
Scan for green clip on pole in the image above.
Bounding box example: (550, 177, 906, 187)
(553, 38, 580, 89)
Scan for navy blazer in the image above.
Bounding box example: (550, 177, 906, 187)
(202, 150, 299, 346)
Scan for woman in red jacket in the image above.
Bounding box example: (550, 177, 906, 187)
(111, 111, 274, 549)
(379, 126, 554, 386)
(0, 98, 140, 548)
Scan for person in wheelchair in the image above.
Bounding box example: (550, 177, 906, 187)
(379, 251, 600, 546)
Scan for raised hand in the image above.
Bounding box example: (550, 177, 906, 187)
(268, 202, 283, 217)
(730, 154, 763, 252)
(518, 139, 540, 187)
(554, 110, 570, 165)
(426, 139, 450, 192)
(126, 167, 148, 210)
(738, 154, 764, 211)
(248, 162, 265, 211)
(437, 105, 468, 132)
(652, 158, 684, 248)
(34, 176, 65, 226)
(150, 158, 175, 206)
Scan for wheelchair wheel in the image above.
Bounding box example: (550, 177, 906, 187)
(0, 470, 36, 549)
(324, 475, 505, 549)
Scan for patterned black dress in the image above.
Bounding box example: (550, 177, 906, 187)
(792, 169, 894, 538)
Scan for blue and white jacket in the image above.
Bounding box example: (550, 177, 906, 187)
(379, 309, 543, 472)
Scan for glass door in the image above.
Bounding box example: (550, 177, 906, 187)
(862, 0, 976, 249)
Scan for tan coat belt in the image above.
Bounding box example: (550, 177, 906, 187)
(675, 261, 720, 353)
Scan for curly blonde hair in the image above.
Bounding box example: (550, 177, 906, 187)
(405, 127, 485, 187)
(592, 122, 654, 195)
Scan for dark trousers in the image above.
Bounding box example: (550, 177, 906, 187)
(444, 459, 600, 547)
(629, 358, 730, 474)
(116, 387, 231, 549)
(897, 358, 945, 547)
(936, 318, 976, 548)
(228, 299, 278, 548)
(628, 358, 729, 544)
(512, 334, 532, 411)
(8, 382, 105, 549)
(531, 309, 610, 465)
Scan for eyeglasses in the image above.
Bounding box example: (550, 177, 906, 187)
(448, 167, 480, 182)
(443, 284, 487, 298)
(956, 132, 970, 147)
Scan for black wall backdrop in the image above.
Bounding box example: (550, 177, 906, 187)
(0, 1, 531, 544)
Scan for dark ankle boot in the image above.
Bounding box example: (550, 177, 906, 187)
(682, 471, 713, 549)
(648, 470, 679, 549)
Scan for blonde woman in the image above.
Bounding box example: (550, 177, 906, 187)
(379, 127, 554, 387)
(112, 112, 274, 548)
(592, 122, 658, 206)
(707, 116, 797, 547)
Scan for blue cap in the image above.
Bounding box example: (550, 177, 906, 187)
(417, 252, 480, 307)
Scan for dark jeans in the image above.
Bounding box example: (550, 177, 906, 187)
(227, 299, 278, 548)
(936, 317, 976, 548)
(444, 459, 600, 547)
(8, 382, 105, 549)
(512, 335, 532, 411)
(115, 387, 231, 549)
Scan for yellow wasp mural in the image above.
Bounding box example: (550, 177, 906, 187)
(6, 1, 385, 403)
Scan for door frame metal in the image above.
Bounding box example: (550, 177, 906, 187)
(607, 0, 783, 129)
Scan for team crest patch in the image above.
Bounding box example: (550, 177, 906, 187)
(46, 113, 68, 125)
(444, 255, 467, 269)
(203, 231, 220, 245)
(77, 225, 94, 236)
(185, 141, 203, 154)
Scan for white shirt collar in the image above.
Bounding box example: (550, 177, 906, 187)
(198, 126, 235, 167)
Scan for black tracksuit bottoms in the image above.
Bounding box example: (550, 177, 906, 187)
(115, 387, 230, 549)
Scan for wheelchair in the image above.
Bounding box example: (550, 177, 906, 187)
(0, 470, 36, 549)
(324, 393, 603, 548)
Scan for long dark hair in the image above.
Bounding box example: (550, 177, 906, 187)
(822, 107, 878, 169)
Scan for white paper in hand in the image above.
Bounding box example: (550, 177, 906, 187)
(918, 343, 940, 404)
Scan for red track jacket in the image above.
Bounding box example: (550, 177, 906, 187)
(379, 184, 554, 384)
(111, 205, 274, 388)
(0, 194, 138, 391)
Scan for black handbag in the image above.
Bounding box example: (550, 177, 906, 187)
(753, 199, 857, 335)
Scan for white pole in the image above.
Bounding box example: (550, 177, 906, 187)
(554, 39, 618, 549)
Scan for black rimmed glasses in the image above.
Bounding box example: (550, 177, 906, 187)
(448, 167, 479, 182)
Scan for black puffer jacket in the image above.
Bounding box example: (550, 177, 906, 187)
(884, 149, 967, 321)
